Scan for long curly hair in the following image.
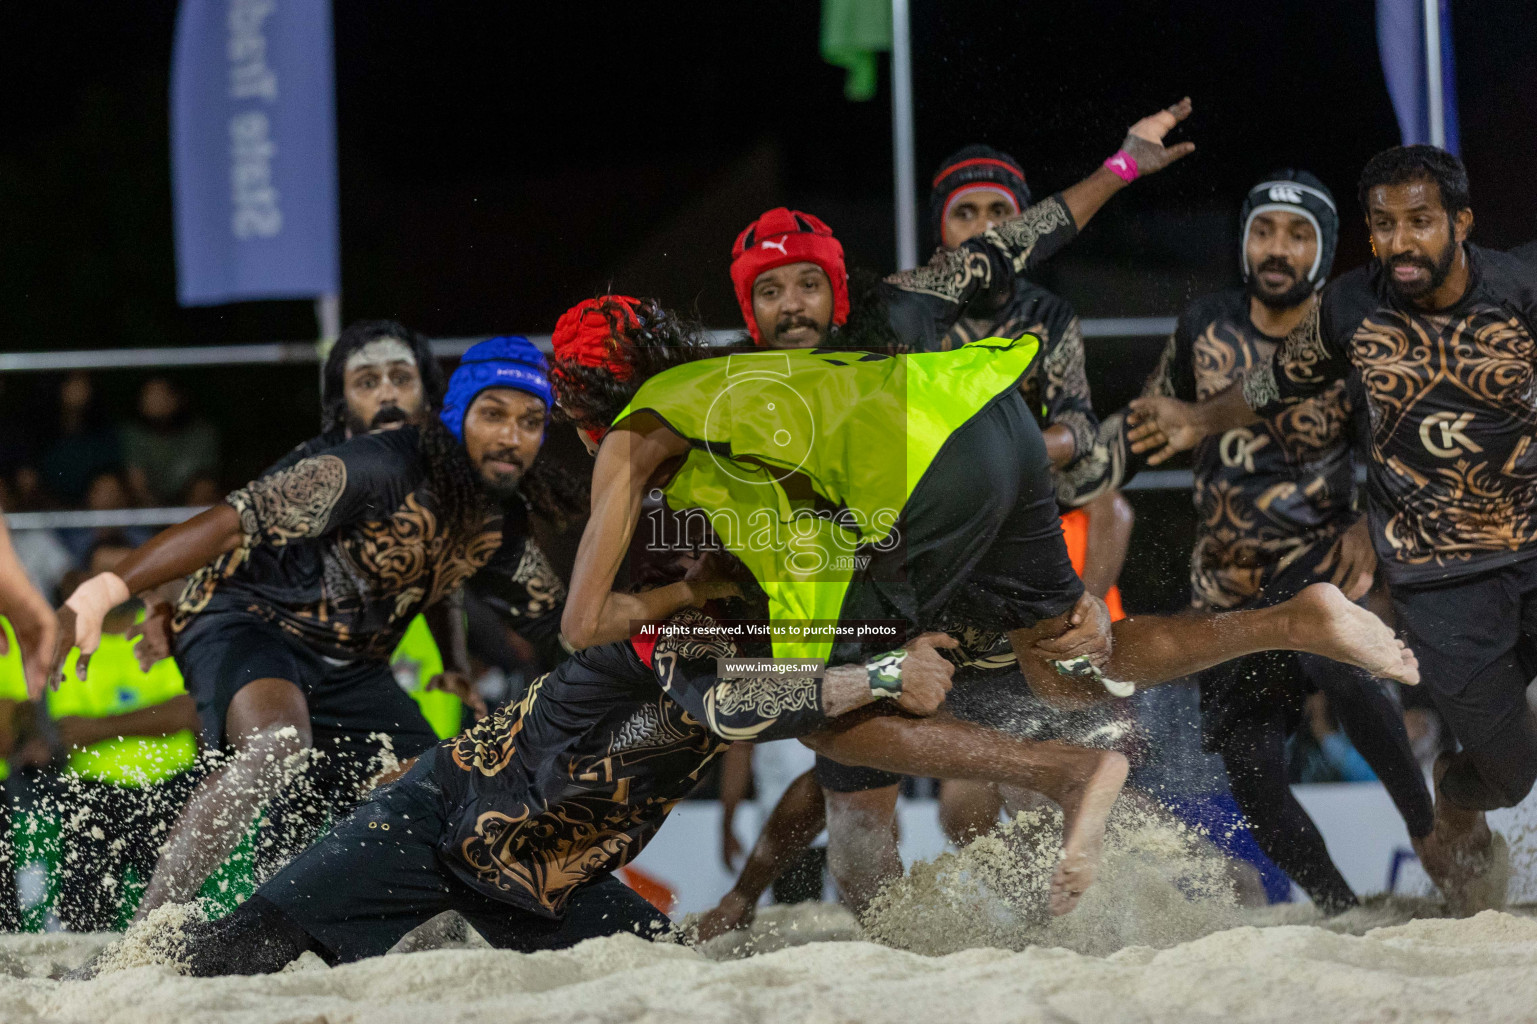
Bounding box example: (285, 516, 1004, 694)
(416, 417, 496, 543)
(519, 455, 588, 533)
(549, 297, 715, 437)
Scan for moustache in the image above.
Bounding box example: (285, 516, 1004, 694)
(1388, 253, 1436, 272)
(775, 316, 821, 335)
(370, 405, 409, 427)
(482, 449, 526, 473)
(1254, 257, 1298, 280)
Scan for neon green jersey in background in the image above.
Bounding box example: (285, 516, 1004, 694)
(0, 618, 31, 783)
(47, 628, 197, 788)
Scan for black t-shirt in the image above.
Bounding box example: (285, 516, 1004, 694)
(173, 426, 564, 662)
(1244, 244, 1537, 584)
(1152, 288, 1357, 609)
(878, 197, 1118, 506)
(433, 608, 826, 917)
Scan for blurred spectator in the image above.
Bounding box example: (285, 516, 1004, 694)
(40, 372, 121, 506)
(46, 538, 200, 931)
(1290, 693, 1379, 784)
(180, 473, 223, 507)
(58, 475, 152, 569)
(0, 379, 39, 485)
(0, 477, 72, 602)
(121, 377, 221, 506)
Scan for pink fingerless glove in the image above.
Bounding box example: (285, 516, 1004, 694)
(64, 572, 130, 655)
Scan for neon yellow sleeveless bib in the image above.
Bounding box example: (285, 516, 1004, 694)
(50, 630, 197, 788)
(614, 337, 1039, 659)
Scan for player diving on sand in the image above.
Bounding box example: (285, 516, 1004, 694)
(548, 294, 1418, 917)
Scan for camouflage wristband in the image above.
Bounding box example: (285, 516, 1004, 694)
(866, 649, 906, 700)
(1052, 654, 1136, 698)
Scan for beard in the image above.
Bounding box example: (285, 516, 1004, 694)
(477, 450, 527, 504)
(345, 404, 411, 437)
(1245, 256, 1314, 311)
(1385, 238, 1457, 301)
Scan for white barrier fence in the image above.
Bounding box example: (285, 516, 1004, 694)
(0, 318, 1179, 372)
(0, 316, 1192, 530)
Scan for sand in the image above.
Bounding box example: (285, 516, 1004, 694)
(3, 909, 1535, 1024)
(7, 810, 1536, 1024)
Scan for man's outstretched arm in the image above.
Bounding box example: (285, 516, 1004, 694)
(1127, 296, 1353, 465)
(46, 504, 244, 694)
(882, 98, 1195, 349)
(1125, 381, 1259, 465)
(1058, 97, 1197, 233)
(562, 421, 735, 649)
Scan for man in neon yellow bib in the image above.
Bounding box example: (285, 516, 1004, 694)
(551, 297, 1419, 914)
(48, 538, 201, 931)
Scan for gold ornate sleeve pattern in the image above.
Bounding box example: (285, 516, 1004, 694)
(226, 454, 348, 548)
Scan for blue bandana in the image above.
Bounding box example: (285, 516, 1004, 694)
(439, 336, 553, 442)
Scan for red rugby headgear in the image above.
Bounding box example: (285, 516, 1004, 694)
(551, 295, 639, 378)
(551, 295, 641, 444)
(730, 208, 850, 345)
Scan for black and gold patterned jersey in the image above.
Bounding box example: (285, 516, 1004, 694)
(1153, 289, 1357, 610)
(1243, 244, 1537, 584)
(172, 425, 564, 662)
(877, 194, 1106, 502)
(435, 608, 826, 918)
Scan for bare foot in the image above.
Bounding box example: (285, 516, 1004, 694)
(695, 889, 757, 943)
(1287, 583, 1420, 685)
(1429, 753, 1504, 916)
(1048, 750, 1129, 916)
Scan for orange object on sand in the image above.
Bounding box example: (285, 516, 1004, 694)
(617, 865, 677, 915)
(1059, 509, 1126, 621)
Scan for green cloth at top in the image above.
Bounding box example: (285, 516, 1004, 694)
(47, 629, 197, 788)
(614, 339, 1040, 659)
(390, 614, 463, 740)
(822, 0, 892, 101)
(0, 617, 33, 783)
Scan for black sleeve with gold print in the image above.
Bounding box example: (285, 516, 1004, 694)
(1175, 289, 1356, 610)
(651, 609, 826, 743)
(433, 609, 822, 919)
(879, 194, 1078, 351)
(1247, 249, 1537, 583)
(469, 499, 568, 670)
(173, 427, 504, 661)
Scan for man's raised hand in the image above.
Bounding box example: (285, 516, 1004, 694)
(1120, 97, 1195, 177)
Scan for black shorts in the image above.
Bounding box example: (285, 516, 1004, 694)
(1197, 544, 1337, 749)
(816, 390, 1084, 793)
(1391, 555, 1537, 759)
(260, 750, 672, 963)
(175, 611, 438, 760)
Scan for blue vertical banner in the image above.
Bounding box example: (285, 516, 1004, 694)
(1376, 0, 1461, 154)
(171, 0, 340, 306)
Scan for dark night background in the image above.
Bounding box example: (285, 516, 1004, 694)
(3, 1, 1536, 608)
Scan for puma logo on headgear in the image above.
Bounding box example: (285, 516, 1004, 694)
(761, 238, 788, 255)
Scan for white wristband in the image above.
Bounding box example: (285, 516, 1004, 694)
(64, 572, 130, 655)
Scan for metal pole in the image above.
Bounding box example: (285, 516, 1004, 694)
(1423, 0, 1445, 147)
(890, 0, 917, 270)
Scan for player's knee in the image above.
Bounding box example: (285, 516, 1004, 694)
(238, 723, 310, 766)
(1477, 748, 1537, 809)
